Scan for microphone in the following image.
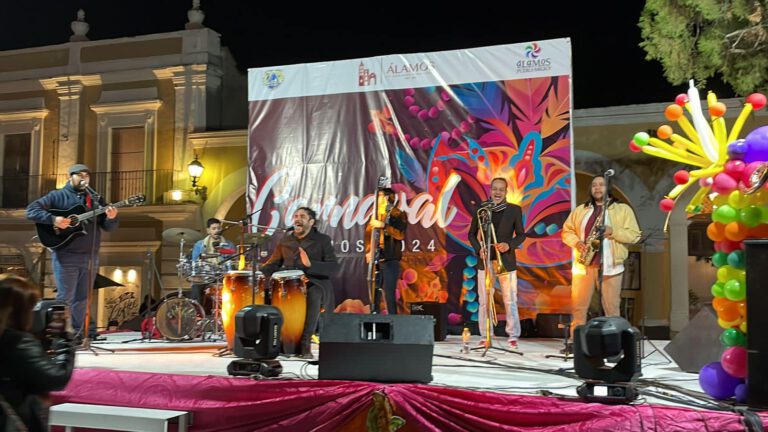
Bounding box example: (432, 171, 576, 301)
(604, 169, 615, 177)
(212, 241, 220, 248)
(285, 226, 295, 232)
(79, 179, 87, 186)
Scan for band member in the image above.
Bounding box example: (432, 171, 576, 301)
(365, 188, 407, 314)
(261, 207, 339, 359)
(190, 218, 236, 309)
(468, 177, 526, 349)
(562, 175, 641, 350)
(25, 164, 118, 334)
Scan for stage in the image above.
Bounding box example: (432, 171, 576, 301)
(50, 333, 768, 431)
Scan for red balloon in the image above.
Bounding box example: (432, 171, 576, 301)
(673, 170, 690, 185)
(746, 93, 767, 110)
(628, 140, 642, 153)
(659, 198, 675, 212)
(721, 346, 748, 379)
(675, 94, 689, 106)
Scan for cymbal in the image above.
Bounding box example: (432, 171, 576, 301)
(162, 227, 204, 243)
(244, 232, 271, 244)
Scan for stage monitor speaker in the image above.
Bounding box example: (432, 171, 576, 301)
(536, 313, 571, 338)
(409, 301, 447, 341)
(744, 239, 768, 408)
(663, 305, 724, 373)
(319, 313, 434, 383)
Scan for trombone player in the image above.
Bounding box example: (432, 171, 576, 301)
(468, 177, 526, 349)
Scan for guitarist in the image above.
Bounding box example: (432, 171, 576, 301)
(25, 164, 118, 334)
(365, 187, 407, 314)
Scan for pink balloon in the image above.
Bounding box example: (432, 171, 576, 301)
(721, 346, 748, 378)
(724, 160, 746, 180)
(712, 173, 738, 194)
(659, 198, 675, 212)
(699, 177, 714, 187)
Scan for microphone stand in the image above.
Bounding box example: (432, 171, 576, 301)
(79, 185, 114, 354)
(594, 171, 612, 325)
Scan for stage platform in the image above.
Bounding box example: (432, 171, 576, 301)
(51, 332, 767, 431)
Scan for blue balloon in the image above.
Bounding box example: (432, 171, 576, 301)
(728, 139, 748, 160)
(464, 291, 477, 302)
(462, 279, 476, 289)
(465, 255, 478, 267)
(699, 362, 741, 400)
(462, 268, 477, 278)
(466, 301, 479, 313)
(744, 126, 768, 163)
(735, 383, 748, 403)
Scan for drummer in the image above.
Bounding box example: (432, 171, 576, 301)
(261, 207, 339, 359)
(190, 218, 237, 309)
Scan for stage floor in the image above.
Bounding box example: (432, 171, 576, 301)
(79, 332, 704, 406)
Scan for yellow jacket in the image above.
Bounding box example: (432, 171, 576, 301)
(562, 201, 641, 267)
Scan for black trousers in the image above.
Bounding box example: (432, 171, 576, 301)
(373, 260, 400, 314)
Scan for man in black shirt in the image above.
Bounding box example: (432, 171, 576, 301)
(366, 187, 407, 314)
(261, 207, 339, 358)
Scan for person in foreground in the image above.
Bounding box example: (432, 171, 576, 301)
(0, 275, 75, 432)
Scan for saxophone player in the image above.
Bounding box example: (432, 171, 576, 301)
(468, 178, 526, 349)
(562, 175, 641, 352)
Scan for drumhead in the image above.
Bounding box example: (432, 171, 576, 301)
(226, 270, 264, 277)
(272, 269, 305, 280)
(156, 297, 205, 341)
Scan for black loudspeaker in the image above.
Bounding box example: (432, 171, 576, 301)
(744, 239, 768, 408)
(663, 305, 724, 373)
(536, 313, 571, 338)
(409, 301, 447, 341)
(319, 313, 434, 383)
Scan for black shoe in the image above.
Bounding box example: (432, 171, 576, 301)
(299, 352, 314, 360)
(559, 343, 573, 355)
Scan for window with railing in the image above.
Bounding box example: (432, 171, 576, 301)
(0, 170, 175, 208)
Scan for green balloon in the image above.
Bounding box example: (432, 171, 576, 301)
(727, 250, 745, 269)
(712, 252, 729, 267)
(720, 328, 747, 347)
(740, 206, 763, 227)
(711, 282, 725, 298)
(713, 205, 738, 224)
(724, 279, 746, 301)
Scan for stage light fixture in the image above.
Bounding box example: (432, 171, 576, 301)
(227, 305, 284, 378)
(573, 316, 642, 404)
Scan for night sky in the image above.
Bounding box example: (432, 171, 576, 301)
(0, 0, 736, 108)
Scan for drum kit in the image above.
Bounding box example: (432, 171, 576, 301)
(152, 225, 309, 355)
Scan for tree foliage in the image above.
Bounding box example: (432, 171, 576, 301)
(639, 0, 768, 95)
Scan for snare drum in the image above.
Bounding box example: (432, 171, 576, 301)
(155, 296, 205, 341)
(221, 270, 265, 350)
(270, 270, 308, 355)
(184, 260, 220, 284)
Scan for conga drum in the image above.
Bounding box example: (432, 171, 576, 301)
(222, 270, 265, 350)
(270, 270, 308, 355)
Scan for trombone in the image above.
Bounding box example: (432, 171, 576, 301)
(477, 206, 509, 276)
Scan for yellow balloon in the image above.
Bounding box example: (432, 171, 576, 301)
(740, 321, 748, 333)
(713, 194, 729, 207)
(717, 266, 730, 283)
(728, 190, 750, 209)
(718, 317, 740, 329)
(736, 269, 746, 285)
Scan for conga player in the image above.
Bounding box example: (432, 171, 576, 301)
(261, 207, 339, 359)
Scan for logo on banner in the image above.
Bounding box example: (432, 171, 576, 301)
(263, 70, 284, 89)
(385, 60, 436, 81)
(525, 43, 541, 58)
(516, 42, 552, 74)
(358, 62, 377, 87)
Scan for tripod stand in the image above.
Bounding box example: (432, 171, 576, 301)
(120, 249, 165, 344)
(472, 206, 522, 357)
(545, 318, 573, 361)
(640, 316, 672, 363)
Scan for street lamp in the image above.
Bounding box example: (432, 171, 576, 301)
(187, 155, 207, 199)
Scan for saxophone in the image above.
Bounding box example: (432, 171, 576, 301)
(578, 205, 605, 266)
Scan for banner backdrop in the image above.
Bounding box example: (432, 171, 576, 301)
(247, 39, 573, 324)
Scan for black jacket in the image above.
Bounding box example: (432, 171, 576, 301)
(365, 207, 408, 261)
(261, 228, 340, 307)
(26, 183, 119, 254)
(468, 202, 526, 271)
(0, 329, 75, 432)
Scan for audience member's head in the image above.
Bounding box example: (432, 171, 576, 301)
(0, 274, 40, 334)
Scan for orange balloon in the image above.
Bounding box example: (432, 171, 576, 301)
(707, 222, 726, 241)
(714, 298, 741, 322)
(738, 301, 747, 317)
(657, 125, 673, 139)
(664, 104, 684, 121)
(709, 102, 727, 117)
(724, 222, 748, 241)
